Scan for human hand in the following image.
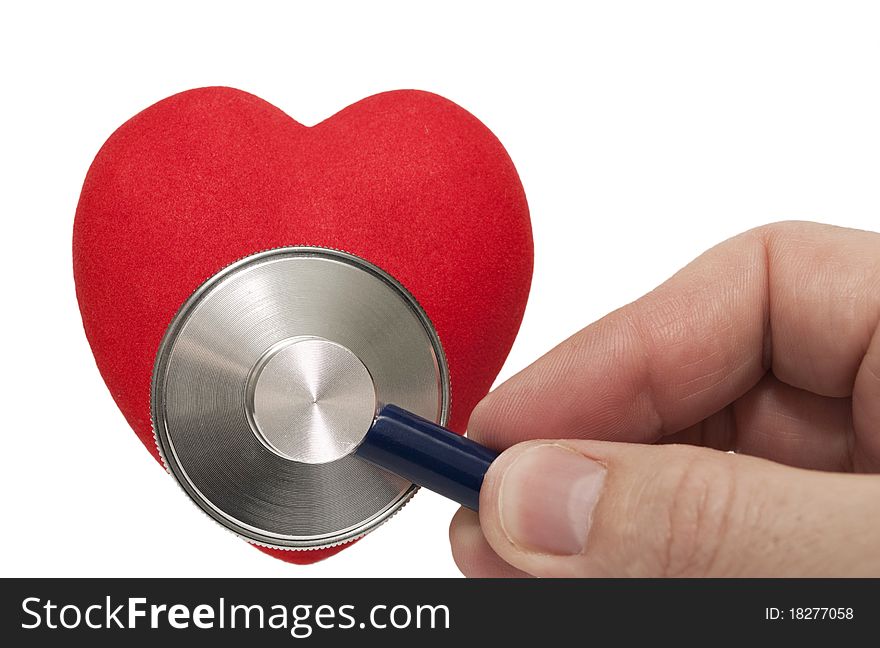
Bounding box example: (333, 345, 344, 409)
(450, 221, 880, 577)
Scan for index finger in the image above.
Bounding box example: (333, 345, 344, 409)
(468, 221, 880, 452)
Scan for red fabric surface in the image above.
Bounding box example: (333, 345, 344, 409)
(73, 87, 532, 564)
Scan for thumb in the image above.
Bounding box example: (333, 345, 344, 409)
(476, 441, 880, 577)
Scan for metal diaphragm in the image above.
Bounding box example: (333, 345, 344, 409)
(151, 247, 450, 549)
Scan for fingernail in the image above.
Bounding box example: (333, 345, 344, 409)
(498, 444, 606, 555)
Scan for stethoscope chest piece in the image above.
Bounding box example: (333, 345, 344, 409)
(151, 247, 450, 550)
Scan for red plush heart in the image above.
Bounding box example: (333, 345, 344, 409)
(73, 87, 532, 564)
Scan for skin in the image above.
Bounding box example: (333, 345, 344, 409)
(449, 221, 880, 577)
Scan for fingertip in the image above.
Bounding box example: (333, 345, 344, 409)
(466, 388, 512, 450)
(449, 507, 530, 578)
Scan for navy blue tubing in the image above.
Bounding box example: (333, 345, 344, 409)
(355, 404, 499, 511)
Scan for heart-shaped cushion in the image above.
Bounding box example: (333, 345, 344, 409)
(73, 87, 532, 563)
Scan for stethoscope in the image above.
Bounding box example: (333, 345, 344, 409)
(153, 246, 499, 550)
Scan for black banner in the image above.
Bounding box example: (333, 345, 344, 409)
(2, 578, 876, 645)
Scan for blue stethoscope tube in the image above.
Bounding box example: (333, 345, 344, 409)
(355, 404, 499, 511)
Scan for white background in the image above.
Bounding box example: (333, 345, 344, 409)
(1, 1, 878, 578)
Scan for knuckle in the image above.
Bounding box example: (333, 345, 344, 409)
(657, 448, 740, 577)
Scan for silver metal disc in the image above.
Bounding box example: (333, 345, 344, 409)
(151, 247, 450, 549)
(247, 337, 378, 465)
